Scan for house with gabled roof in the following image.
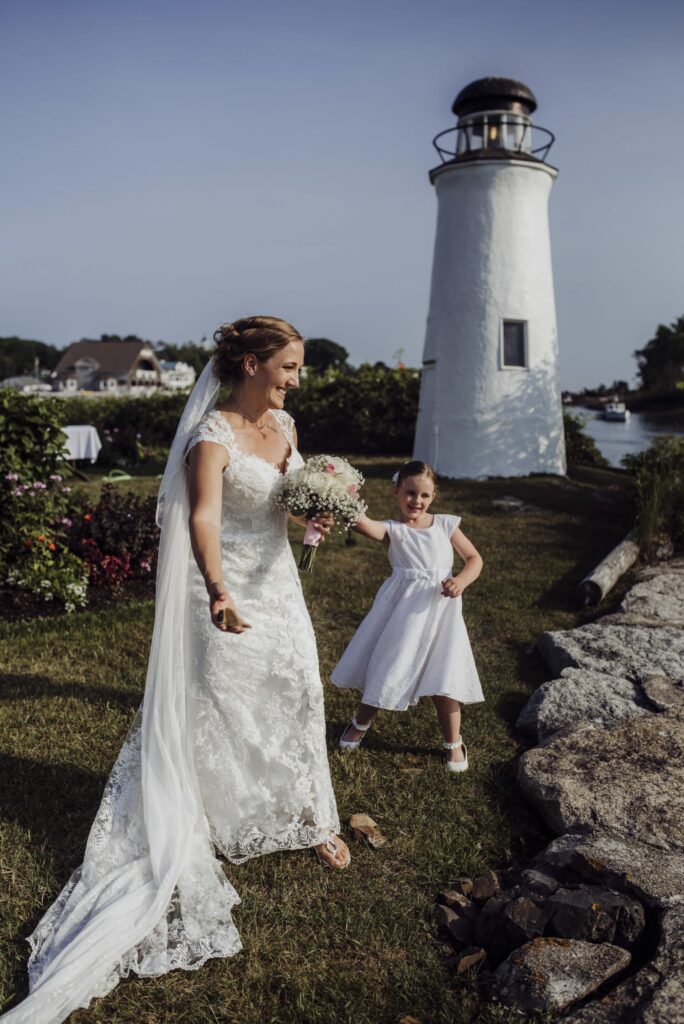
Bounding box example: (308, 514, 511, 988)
(53, 339, 162, 394)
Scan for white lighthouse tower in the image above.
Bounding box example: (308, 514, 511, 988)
(413, 77, 566, 478)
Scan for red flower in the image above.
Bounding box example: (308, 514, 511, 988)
(83, 513, 92, 522)
(48, 542, 57, 550)
(23, 538, 32, 548)
(37, 534, 46, 542)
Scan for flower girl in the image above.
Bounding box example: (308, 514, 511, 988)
(330, 461, 484, 772)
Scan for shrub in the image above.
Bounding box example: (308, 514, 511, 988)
(67, 485, 159, 587)
(0, 388, 68, 483)
(562, 410, 610, 468)
(621, 435, 684, 557)
(1, 473, 88, 613)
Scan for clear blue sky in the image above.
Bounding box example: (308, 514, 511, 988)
(1, 0, 682, 390)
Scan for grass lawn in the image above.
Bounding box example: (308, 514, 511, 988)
(0, 459, 637, 1024)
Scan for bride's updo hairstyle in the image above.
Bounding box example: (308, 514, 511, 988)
(213, 316, 303, 386)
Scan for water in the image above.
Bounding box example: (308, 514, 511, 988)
(571, 406, 684, 468)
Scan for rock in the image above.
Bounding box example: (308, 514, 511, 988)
(450, 876, 473, 898)
(634, 557, 684, 582)
(566, 904, 684, 1023)
(347, 813, 388, 848)
(435, 905, 474, 946)
(538, 830, 684, 908)
(620, 572, 684, 623)
(454, 946, 487, 974)
(493, 937, 631, 1015)
(519, 867, 562, 896)
(547, 885, 645, 949)
(518, 708, 684, 851)
(537, 623, 684, 681)
(471, 869, 501, 902)
(475, 893, 545, 965)
(516, 668, 650, 740)
(436, 890, 469, 910)
(639, 673, 684, 712)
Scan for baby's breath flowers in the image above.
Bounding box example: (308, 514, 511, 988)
(275, 455, 366, 572)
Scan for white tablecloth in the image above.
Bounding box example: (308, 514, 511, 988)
(63, 425, 102, 463)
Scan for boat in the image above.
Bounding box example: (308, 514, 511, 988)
(601, 401, 630, 422)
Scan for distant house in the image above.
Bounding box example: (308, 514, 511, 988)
(52, 340, 162, 394)
(0, 375, 53, 394)
(159, 360, 197, 390)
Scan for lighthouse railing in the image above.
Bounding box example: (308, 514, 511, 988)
(432, 122, 555, 164)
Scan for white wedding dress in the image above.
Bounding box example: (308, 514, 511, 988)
(1, 384, 340, 1024)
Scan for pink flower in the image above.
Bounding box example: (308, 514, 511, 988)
(140, 559, 151, 573)
(62, 486, 72, 493)
(61, 517, 73, 527)
(49, 474, 63, 482)
(347, 484, 358, 495)
(32, 481, 47, 490)
(4, 472, 18, 481)
(324, 463, 336, 474)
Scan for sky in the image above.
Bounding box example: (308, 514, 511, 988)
(1, 0, 683, 391)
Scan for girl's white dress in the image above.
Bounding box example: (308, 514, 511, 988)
(330, 514, 484, 710)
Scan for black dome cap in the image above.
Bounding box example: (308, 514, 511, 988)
(452, 77, 537, 118)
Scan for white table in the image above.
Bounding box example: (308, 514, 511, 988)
(63, 425, 103, 464)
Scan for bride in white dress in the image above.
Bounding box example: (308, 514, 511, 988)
(1, 316, 348, 1024)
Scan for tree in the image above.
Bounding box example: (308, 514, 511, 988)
(0, 337, 62, 379)
(303, 338, 350, 373)
(634, 317, 684, 393)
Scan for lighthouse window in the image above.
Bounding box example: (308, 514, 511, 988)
(502, 320, 527, 368)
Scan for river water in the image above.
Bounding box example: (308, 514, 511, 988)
(571, 406, 684, 468)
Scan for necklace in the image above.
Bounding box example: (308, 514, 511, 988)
(230, 401, 272, 439)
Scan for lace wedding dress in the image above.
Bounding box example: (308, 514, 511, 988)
(1, 387, 340, 1024)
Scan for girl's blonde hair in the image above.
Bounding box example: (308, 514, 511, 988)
(392, 460, 438, 488)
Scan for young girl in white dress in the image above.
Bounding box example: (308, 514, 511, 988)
(330, 461, 484, 772)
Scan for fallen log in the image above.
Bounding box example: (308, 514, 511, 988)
(578, 529, 640, 606)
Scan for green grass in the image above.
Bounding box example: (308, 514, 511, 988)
(0, 460, 636, 1024)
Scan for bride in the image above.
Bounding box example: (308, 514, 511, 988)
(1, 316, 349, 1024)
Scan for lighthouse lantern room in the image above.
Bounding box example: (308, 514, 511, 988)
(413, 77, 566, 479)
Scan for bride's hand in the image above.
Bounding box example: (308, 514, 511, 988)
(208, 583, 252, 634)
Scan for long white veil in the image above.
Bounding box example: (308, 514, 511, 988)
(1, 358, 243, 1024)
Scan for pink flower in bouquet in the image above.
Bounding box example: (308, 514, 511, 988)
(324, 463, 336, 474)
(347, 484, 358, 495)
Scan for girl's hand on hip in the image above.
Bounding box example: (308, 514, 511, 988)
(441, 576, 463, 598)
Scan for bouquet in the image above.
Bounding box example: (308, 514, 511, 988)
(275, 455, 366, 572)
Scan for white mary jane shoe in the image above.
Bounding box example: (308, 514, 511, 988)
(339, 716, 371, 751)
(443, 736, 469, 773)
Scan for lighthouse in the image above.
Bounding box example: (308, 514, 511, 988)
(413, 77, 566, 478)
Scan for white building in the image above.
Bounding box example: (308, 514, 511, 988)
(53, 340, 162, 394)
(159, 360, 197, 390)
(413, 77, 566, 479)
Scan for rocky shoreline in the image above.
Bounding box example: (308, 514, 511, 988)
(434, 556, 684, 1021)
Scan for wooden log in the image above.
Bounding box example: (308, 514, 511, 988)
(578, 529, 640, 606)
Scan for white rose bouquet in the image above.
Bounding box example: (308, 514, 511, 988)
(275, 455, 366, 572)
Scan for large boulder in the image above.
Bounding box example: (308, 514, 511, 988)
(619, 573, 684, 626)
(538, 830, 684, 908)
(537, 623, 684, 680)
(566, 904, 684, 1023)
(518, 708, 684, 850)
(516, 668, 650, 740)
(493, 937, 630, 1015)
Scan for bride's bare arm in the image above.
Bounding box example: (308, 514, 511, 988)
(187, 441, 251, 633)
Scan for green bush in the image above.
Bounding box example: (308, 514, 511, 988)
(621, 435, 684, 557)
(562, 410, 610, 468)
(0, 388, 69, 482)
(287, 365, 420, 454)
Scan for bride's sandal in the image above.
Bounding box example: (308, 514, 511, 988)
(443, 736, 469, 774)
(314, 834, 351, 869)
(339, 716, 371, 751)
